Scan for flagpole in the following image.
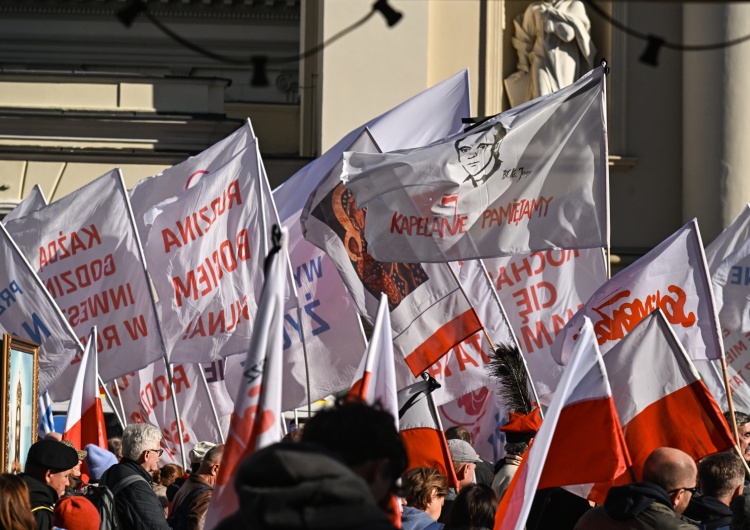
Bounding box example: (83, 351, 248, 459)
(197, 364, 226, 443)
(100, 375, 125, 430)
(602, 59, 612, 282)
(111, 376, 129, 427)
(256, 151, 313, 418)
(721, 357, 743, 448)
(116, 169, 188, 470)
(477, 259, 543, 416)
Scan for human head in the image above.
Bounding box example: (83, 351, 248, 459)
(725, 411, 750, 462)
(44, 432, 62, 442)
(189, 441, 216, 473)
(302, 398, 407, 509)
(0, 473, 36, 530)
(445, 426, 472, 444)
(699, 452, 744, 505)
(84, 444, 118, 483)
(402, 467, 448, 520)
(642, 447, 698, 514)
(447, 439, 480, 490)
(197, 444, 224, 487)
(24, 439, 78, 498)
(444, 483, 498, 528)
(454, 124, 505, 186)
(60, 440, 86, 485)
(159, 463, 184, 487)
(52, 496, 101, 530)
(122, 423, 163, 472)
(108, 437, 123, 461)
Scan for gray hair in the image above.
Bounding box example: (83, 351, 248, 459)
(122, 423, 162, 461)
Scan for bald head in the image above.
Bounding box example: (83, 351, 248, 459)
(643, 448, 697, 493)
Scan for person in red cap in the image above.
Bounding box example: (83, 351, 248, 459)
(491, 408, 542, 501)
(52, 496, 101, 530)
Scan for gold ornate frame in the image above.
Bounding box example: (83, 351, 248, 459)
(1, 334, 39, 474)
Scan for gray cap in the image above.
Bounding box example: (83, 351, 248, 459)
(189, 441, 216, 464)
(447, 439, 481, 464)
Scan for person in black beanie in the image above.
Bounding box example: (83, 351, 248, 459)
(21, 439, 79, 530)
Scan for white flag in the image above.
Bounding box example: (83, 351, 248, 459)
(4, 169, 163, 397)
(108, 359, 233, 467)
(0, 223, 82, 396)
(3, 184, 47, 223)
(145, 146, 265, 363)
(342, 66, 608, 263)
(205, 227, 288, 529)
(551, 219, 723, 366)
(705, 204, 750, 272)
(303, 129, 481, 377)
(130, 121, 255, 241)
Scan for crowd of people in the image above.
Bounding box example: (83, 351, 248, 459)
(6, 401, 750, 530)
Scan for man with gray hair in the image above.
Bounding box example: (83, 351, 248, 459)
(102, 423, 171, 530)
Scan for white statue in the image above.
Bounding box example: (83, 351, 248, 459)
(504, 1, 597, 108)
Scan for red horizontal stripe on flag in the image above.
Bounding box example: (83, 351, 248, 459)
(404, 309, 482, 376)
(538, 397, 628, 491)
(623, 379, 734, 479)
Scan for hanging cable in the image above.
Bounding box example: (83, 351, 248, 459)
(583, 0, 750, 66)
(116, 0, 403, 84)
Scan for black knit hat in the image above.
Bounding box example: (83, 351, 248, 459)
(26, 440, 78, 472)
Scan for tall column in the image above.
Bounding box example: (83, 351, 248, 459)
(683, 4, 750, 240)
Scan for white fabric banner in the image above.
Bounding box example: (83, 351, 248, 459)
(5, 169, 165, 397)
(130, 121, 255, 242)
(486, 248, 607, 400)
(145, 146, 265, 363)
(107, 360, 233, 467)
(3, 184, 47, 223)
(0, 223, 82, 397)
(552, 219, 723, 366)
(303, 130, 482, 377)
(439, 387, 507, 463)
(705, 204, 750, 272)
(342, 66, 608, 263)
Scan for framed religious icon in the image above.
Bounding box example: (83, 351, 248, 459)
(1, 334, 39, 474)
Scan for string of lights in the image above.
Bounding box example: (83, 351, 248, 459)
(116, 0, 402, 86)
(582, 0, 750, 66)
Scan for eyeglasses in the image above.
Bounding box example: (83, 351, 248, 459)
(149, 448, 164, 457)
(668, 486, 698, 496)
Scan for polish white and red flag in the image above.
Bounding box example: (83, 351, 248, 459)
(495, 317, 630, 530)
(303, 130, 481, 377)
(397, 378, 459, 488)
(204, 227, 287, 530)
(130, 120, 255, 241)
(341, 65, 608, 263)
(704, 205, 750, 411)
(551, 219, 723, 366)
(348, 293, 399, 425)
(0, 222, 83, 395)
(63, 327, 107, 451)
(4, 169, 165, 399)
(3, 184, 47, 223)
(582, 309, 734, 502)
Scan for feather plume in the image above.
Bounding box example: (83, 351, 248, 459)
(486, 343, 533, 414)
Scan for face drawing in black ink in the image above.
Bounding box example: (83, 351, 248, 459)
(454, 124, 506, 188)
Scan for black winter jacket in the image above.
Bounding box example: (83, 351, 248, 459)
(21, 474, 56, 530)
(102, 458, 171, 530)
